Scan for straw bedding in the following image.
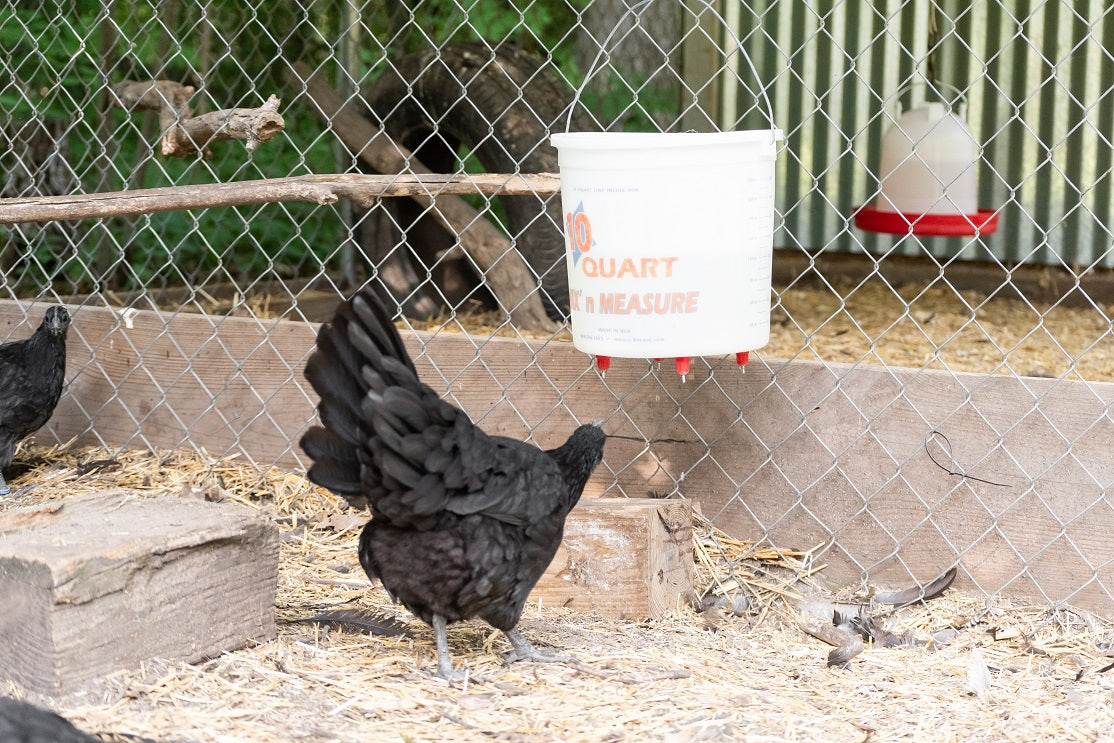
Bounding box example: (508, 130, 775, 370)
(766, 280, 1114, 381)
(396, 279, 1114, 383)
(157, 276, 1114, 382)
(3, 445, 1114, 742)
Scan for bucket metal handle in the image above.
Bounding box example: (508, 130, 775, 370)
(564, 0, 777, 136)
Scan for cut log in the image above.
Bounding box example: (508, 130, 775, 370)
(531, 498, 694, 620)
(0, 491, 278, 695)
(284, 62, 558, 332)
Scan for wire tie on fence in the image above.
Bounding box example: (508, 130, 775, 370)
(924, 430, 1008, 487)
(118, 307, 140, 329)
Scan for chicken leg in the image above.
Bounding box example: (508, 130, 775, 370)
(432, 614, 468, 682)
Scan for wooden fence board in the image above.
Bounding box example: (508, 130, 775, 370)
(5, 299, 1113, 613)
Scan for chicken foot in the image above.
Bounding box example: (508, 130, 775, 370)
(503, 628, 576, 666)
(431, 617, 573, 681)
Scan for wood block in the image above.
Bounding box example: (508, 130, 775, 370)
(0, 490, 278, 695)
(531, 498, 693, 620)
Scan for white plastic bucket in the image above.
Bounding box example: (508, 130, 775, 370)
(875, 101, 980, 216)
(551, 130, 780, 358)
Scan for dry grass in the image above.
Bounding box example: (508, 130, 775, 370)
(4, 445, 1114, 742)
(378, 281, 1114, 383)
(124, 277, 1114, 382)
(396, 280, 1114, 383)
(767, 280, 1114, 381)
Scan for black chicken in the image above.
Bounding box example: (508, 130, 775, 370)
(300, 289, 605, 679)
(0, 696, 99, 743)
(0, 695, 156, 742)
(0, 305, 70, 496)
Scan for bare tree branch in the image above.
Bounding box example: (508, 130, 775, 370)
(112, 80, 285, 157)
(0, 173, 561, 224)
(181, 94, 285, 154)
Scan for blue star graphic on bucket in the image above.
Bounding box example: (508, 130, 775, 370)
(566, 201, 594, 267)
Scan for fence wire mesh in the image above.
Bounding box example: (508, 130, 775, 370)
(2, 0, 1113, 611)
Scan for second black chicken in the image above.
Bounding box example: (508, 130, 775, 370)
(0, 305, 70, 496)
(300, 289, 606, 679)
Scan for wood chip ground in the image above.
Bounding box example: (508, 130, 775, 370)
(2, 446, 1113, 741)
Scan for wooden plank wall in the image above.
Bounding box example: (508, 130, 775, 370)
(7, 299, 1114, 615)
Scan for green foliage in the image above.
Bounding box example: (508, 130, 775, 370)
(1, 0, 673, 297)
(581, 74, 681, 132)
(122, 105, 342, 289)
(407, 0, 587, 79)
(1, 2, 345, 296)
(0, 3, 103, 120)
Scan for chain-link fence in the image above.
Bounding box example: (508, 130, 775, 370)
(2, 0, 1113, 613)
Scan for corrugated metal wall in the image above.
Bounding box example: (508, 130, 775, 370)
(724, 0, 1114, 270)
